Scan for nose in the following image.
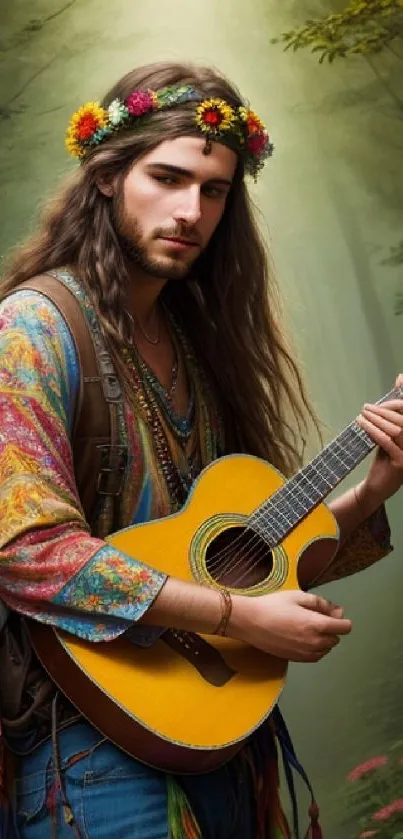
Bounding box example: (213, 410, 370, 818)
(173, 185, 201, 226)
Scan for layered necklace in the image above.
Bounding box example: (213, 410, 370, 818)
(123, 306, 220, 510)
(125, 307, 180, 403)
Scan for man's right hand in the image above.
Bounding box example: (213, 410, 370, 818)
(228, 589, 352, 662)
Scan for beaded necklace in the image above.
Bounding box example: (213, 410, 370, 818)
(122, 309, 223, 511)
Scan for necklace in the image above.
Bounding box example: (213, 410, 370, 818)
(136, 342, 180, 404)
(122, 308, 223, 511)
(125, 308, 161, 345)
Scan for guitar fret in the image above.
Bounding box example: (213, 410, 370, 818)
(249, 386, 403, 545)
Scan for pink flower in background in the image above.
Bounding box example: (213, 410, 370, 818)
(372, 798, 403, 821)
(359, 831, 378, 838)
(348, 756, 388, 781)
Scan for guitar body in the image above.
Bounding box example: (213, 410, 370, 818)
(30, 453, 339, 773)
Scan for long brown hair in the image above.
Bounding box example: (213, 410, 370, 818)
(1, 61, 320, 475)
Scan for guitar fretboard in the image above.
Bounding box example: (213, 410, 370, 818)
(248, 385, 402, 547)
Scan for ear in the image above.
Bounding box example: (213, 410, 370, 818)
(96, 175, 116, 198)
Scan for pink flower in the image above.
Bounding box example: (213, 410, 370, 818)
(126, 90, 155, 117)
(348, 756, 388, 781)
(372, 798, 403, 821)
(359, 832, 378, 838)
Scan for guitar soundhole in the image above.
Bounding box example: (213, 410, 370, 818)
(205, 526, 273, 589)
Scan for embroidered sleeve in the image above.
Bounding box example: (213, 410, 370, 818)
(309, 504, 392, 587)
(0, 291, 166, 641)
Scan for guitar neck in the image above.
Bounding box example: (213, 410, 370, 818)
(249, 385, 402, 546)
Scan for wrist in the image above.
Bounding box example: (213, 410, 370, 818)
(212, 588, 233, 636)
(354, 480, 383, 519)
(226, 594, 255, 641)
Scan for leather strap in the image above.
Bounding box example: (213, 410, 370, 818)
(11, 275, 127, 531)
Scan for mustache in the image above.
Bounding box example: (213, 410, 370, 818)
(153, 226, 201, 245)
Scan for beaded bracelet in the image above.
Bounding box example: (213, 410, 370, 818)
(213, 588, 233, 636)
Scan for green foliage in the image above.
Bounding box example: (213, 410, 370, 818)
(272, 0, 403, 64)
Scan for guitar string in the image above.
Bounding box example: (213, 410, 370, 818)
(206, 431, 371, 584)
(203, 385, 399, 579)
(195, 386, 401, 590)
(205, 422, 374, 577)
(204, 431, 374, 587)
(214, 431, 374, 587)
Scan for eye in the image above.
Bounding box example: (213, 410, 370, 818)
(203, 185, 227, 199)
(152, 174, 179, 186)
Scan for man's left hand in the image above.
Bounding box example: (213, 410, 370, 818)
(356, 373, 403, 508)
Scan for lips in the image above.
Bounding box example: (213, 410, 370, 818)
(161, 237, 198, 246)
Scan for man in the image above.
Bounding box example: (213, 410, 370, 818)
(0, 61, 402, 839)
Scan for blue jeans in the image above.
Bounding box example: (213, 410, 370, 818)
(15, 721, 256, 838)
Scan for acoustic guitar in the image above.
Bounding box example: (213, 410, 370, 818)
(30, 386, 402, 773)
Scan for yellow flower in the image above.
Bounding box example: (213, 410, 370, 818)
(65, 101, 108, 158)
(195, 98, 235, 134)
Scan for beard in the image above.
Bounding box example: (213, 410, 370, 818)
(112, 194, 202, 282)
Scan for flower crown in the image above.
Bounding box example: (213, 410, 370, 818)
(65, 84, 274, 179)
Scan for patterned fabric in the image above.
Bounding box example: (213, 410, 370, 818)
(0, 290, 167, 640)
(0, 285, 226, 642)
(312, 504, 392, 587)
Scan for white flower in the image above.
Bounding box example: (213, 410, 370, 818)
(108, 99, 128, 126)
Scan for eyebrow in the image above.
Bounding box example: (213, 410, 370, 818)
(145, 162, 233, 187)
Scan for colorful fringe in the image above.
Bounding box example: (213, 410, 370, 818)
(166, 708, 322, 839)
(167, 775, 201, 839)
(243, 719, 292, 839)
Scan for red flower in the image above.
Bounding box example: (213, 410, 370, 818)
(347, 756, 388, 781)
(203, 109, 223, 127)
(372, 798, 403, 821)
(246, 132, 268, 155)
(76, 114, 100, 141)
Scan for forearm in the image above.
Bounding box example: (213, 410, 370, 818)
(140, 576, 225, 635)
(299, 483, 392, 589)
(328, 480, 382, 547)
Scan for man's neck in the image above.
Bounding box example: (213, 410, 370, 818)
(126, 264, 167, 326)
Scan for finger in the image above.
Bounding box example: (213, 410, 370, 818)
(329, 604, 344, 619)
(365, 403, 403, 423)
(356, 415, 403, 460)
(312, 635, 340, 654)
(321, 617, 352, 636)
(300, 648, 334, 663)
(326, 634, 340, 648)
(299, 593, 340, 616)
(366, 400, 403, 414)
(361, 408, 402, 437)
(395, 374, 403, 389)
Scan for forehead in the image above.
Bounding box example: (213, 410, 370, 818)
(139, 136, 238, 181)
